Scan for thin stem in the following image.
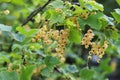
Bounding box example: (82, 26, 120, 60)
(22, 0, 52, 26)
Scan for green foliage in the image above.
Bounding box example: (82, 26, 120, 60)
(99, 58, 112, 74)
(79, 68, 95, 80)
(0, 0, 11, 2)
(116, 0, 120, 5)
(69, 28, 82, 44)
(41, 66, 54, 77)
(78, 12, 104, 30)
(13, 33, 25, 42)
(0, 71, 19, 80)
(20, 65, 35, 80)
(0, 24, 12, 32)
(66, 65, 78, 73)
(16, 27, 37, 37)
(45, 56, 60, 66)
(111, 9, 120, 23)
(0, 0, 120, 80)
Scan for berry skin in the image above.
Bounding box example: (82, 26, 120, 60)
(31, 26, 69, 63)
(82, 29, 109, 63)
(87, 55, 92, 60)
(88, 40, 109, 63)
(81, 29, 94, 48)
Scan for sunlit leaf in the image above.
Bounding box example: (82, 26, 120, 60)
(11, 0, 24, 5)
(79, 0, 85, 7)
(111, 12, 120, 23)
(0, 0, 11, 2)
(85, 1, 104, 11)
(20, 65, 35, 80)
(16, 26, 26, 35)
(115, 9, 120, 15)
(116, 0, 120, 5)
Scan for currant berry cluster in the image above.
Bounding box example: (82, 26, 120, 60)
(81, 29, 108, 63)
(31, 25, 69, 63)
(81, 29, 94, 48)
(89, 41, 108, 63)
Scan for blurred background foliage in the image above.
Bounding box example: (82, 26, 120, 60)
(0, 0, 120, 80)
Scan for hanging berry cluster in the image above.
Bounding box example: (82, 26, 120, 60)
(31, 25, 69, 63)
(81, 29, 94, 48)
(81, 29, 109, 63)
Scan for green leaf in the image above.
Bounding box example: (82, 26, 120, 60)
(116, 0, 120, 5)
(111, 30, 119, 40)
(78, 12, 104, 30)
(16, 26, 26, 35)
(102, 15, 114, 26)
(11, 0, 24, 5)
(0, 24, 12, 32)
(50, 10, 64, 25)
(66, 65, 78, 73)
(12, 44, 22, 52)
(79, 68, 95, 79)
(117, 45, 120, 54)
(111, 12, 120, 23)
(65, 19, 75, 27)
(16, 27, 37, 37)
(49, 0, 64, 8)
(79, 0, 85, 7)
(0, 71, 19, 80)
(20, 65, 35, 80)
(41, 66, 54, 77)
(85, 1, 104, 11)
(13, 33, 25, 42)
(45, 56, 60, 66)
(99, 58, 112, 74)
(0, 0, 11, 2)
(115, 9, 120, 15)
(69, 28, 82, 44)
(26, 29, 38, 37)
(104, 28, 119, 40)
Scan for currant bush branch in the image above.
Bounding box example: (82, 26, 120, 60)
(22, 0, 52, 26)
